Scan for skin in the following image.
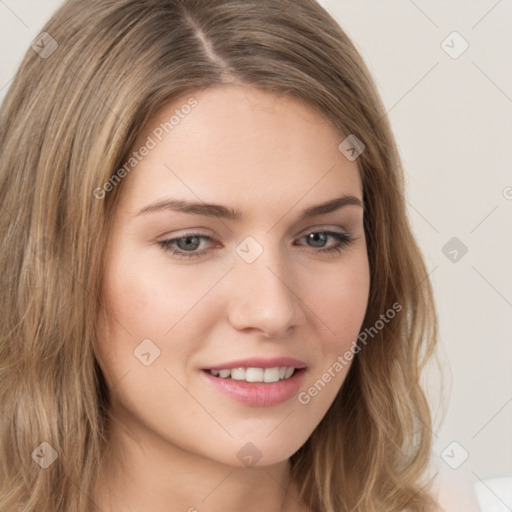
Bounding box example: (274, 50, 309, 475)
(92, 85, 370, 512)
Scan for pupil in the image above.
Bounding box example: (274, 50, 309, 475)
(178, 236, 200, 251)
(308, 233, 327, 248)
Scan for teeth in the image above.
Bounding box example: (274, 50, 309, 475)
(207, 366, 297, 382)
(245, 367, 263, 382)
(263, 367, 280, 383)
(284, 367, 294, 379)
(231, 368, 245, 380)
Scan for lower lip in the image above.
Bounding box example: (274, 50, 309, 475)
(201, 369, 306, 407)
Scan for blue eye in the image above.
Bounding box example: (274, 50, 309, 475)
(158, 230, 353, 260)
(298, 231, 353, 256)
(158, 234, 212, 259)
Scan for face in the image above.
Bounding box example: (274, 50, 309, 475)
(96, 85, 370, 468)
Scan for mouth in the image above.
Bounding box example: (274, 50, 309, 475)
(201, 364, 307, 407)
(204, 366, 300, 383)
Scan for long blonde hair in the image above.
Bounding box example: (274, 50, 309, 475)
(0, 1, 438, 510)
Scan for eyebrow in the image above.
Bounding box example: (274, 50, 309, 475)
(136, 194, 364, 220)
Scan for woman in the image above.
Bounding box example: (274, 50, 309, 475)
(0, 1, 441, 510)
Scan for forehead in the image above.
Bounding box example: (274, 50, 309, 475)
(119, 85, 363, 217)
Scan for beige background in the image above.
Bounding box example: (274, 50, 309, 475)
(1, 0, 511, 506)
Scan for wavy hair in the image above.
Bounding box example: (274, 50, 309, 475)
(0, 0, 439, 510)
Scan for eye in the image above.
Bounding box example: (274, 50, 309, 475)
(296, 230, 354, 256)
(157, 230, 354, 260)
(158, 233, 214, 259)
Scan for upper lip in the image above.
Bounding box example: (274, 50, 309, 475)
(203, 357, 307, 371)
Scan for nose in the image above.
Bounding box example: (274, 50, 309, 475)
(225, 244, 303, 337)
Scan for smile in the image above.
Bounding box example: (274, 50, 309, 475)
(202, 367, 307, 407)
(205, 366, 296, 382)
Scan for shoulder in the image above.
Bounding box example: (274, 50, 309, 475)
(429, 469, 481, 512)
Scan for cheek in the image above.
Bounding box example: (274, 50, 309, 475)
(100, 250, 216, 338)
(305, 251, 370, 346)
(95, 248, 228, 389)
(294, 256, 369, 425)
(296, 250, 369, 386)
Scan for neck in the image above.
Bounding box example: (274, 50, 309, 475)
(89, 413, 304, 512)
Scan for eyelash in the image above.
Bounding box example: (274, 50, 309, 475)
(157, 230, 354, 260)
